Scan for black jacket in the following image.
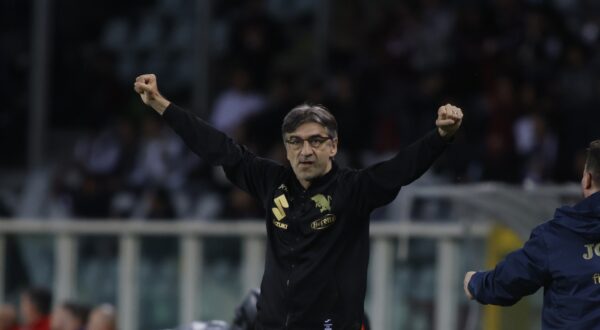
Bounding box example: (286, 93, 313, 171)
(163, 104, 449, 330)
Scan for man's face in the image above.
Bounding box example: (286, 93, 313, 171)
(0, 304, 17, 329)
(51, 307, 81, 330)
(20, 294, 36, 325)
(285, 122, 337, 188)
(50, 307, 68, 330)
(87, 309, 114, 330)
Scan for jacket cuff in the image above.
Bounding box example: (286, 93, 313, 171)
(468, 271, 484, 303)
(162, 102, 180, 119)
(429, 129, 452, 152)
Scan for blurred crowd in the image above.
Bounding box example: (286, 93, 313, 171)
(0, 288, 115, 330)
(3, 0, 600, 219)
(2, 1, 596, 328)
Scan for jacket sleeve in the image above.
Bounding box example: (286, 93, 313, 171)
(468, 226, 550, 306)
(356, 129, 449, 210)
(162, 103, 283, 203)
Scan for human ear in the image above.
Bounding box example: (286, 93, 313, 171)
(329, 138, 338, 157)
(583, 171, 593, 190)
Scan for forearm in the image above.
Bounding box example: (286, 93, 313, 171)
(162, 103, 243, 166)
(468, 256, 545, 305)
(151, 97, 171, 115)
(469, 229, 548, 306)
(369, 129, 449, 188)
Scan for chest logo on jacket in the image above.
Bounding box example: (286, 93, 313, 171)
(582, 243, 600, 260)
(311, 194, 332, 213)
(272, 194, 289, 229)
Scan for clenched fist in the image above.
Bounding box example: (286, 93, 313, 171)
(436, 104, 463, 139)
(134, 74, 170, 115)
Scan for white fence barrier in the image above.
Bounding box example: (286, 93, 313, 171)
(0, 220, 490, 330)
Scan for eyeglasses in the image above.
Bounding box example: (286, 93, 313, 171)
(285, 135, 332, 150)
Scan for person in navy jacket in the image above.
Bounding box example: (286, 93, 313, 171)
(464, 140, 600, 329)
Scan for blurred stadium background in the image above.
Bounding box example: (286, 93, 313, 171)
(1, 0, 599, 329)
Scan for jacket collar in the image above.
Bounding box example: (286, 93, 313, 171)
(291, 161, 338, 192)
(573, 190, 600, 213)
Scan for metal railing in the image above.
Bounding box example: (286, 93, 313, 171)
(0, 219, 491, 330)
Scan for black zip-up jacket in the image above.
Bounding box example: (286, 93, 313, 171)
(163, 104, 449, 330)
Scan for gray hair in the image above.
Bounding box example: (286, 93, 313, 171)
(281, 104, 338, 138)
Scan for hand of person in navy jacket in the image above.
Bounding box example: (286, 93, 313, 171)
(464, 271, 475, 300)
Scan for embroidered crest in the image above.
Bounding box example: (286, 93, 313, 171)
(311, 194, 332, 213)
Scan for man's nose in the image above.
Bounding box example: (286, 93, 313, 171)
(300, 140, 314, 156)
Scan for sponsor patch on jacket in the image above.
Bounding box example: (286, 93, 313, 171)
(271, 194, 289, 229)
(273, 220, 288, 229)
(310, 214, 336, 230)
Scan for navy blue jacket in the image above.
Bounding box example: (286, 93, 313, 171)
(469, 191, 600, 329)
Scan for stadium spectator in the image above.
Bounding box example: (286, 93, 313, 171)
(86, 304, 116, 330)
(69, 124, 123, 218)
(50, 302, 89, 330)
(227, 0, 285, 89)
(128, 115, 186, 191)
(0, 304, 18, 330)
(464, 139, 600, 328)
(19, 288, 52, 330)
(210, 67, 266, 138)
(513, 111, 558, 184)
